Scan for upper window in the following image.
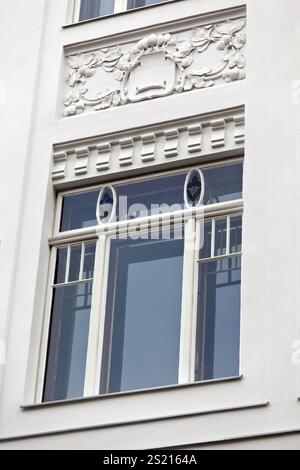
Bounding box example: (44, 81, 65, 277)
(60, 161, 243, 232)
(78, 0, 171, 22)
(40, 159, 243, 403)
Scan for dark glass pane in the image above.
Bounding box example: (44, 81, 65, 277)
(68, 244, 82, 283)
(199, 221, 212, 260)
(79, 0, 115, 21)
(203, 163, 243, 205)
(60, 190, 98, 232)
(230, 216, 243, 254)
(116, 173, 186, 221)
(100, 231, 184, 394)
(59, 163, 242, 231)
(127, 0, 167, 9)
(215, 218, 227, 257)
(82, 243, 96, 280)
(54, 247, 68, 285)
(43, 282, 93, 402)
(195, 256, 241, 381)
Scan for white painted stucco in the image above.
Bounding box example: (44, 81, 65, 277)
(0, 0, 300, 450)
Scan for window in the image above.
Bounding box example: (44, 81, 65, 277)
(40, 159, 243, 403)
(77, 0, 171, 22)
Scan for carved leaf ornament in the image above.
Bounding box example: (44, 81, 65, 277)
(64, 19, 246, 116)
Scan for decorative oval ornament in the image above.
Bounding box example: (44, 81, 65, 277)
(184, 169, 205, 208)
(96, 185, 116, 225)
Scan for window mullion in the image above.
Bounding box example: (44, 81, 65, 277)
(178, 217, 197, 384)
(79, 242, 85, 281)
(189, 218, 203, 382)
(84, 235, 109, 397)
(226, 215, 231, 255)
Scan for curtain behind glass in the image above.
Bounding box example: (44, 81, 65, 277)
(127, 0, 167, 10)
(79, 0, 115, 21)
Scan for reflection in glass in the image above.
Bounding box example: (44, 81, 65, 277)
(127, 0, 167, 9)
(54, 247, 67, 285)
(43, 282, 93, 402)
(59, 162, 243, 232)
(83, 243, 96, 280)
(100, 231, 184, 394)
(116, 173, 186, 221)
(68, 245, 82, 282)
(203, 163, 243, 205)
(79, 0, 115, 21)
(195, 256, 241, 381)
(60, 190, 98, 232)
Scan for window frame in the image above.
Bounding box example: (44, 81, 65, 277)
(35, 160, 244, 403)
(70, 0, 174, 24)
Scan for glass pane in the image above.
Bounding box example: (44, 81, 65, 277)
(82, 243, 96, 280)
(195, 256, 241, 381)
(79, 0, 115, 21)
(203, 163, 243, 205)
(100, 231, 184, 394)
(59, 163, 243, 231)
(127, 0, 167, 9)
(230, 216, 243, 254)
(199, 221, 212, 260)
(60, 190, 98, 232)
(215, 218, 227, 257)
(116, 173, 186, 221)
(54, 247, 68, 285)
(68, 244, 82, 283)
(43, 282, 93, 402)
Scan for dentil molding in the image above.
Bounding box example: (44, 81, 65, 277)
(52, 106, 245, 187)
(63, 12, 246, 117)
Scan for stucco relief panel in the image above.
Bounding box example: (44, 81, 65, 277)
(63, 17, 246, 117)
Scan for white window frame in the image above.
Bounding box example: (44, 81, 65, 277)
(35, 159, 243, 403)
(70, 0, 173, 23)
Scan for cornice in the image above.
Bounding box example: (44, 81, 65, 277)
(52, 106, 245, 188)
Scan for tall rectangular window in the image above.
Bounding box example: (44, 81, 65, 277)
(195, 216, 242, 381)
(100, 230, 184, 394)
(41, 160, 243, 403)
(43, 242, 96, 402)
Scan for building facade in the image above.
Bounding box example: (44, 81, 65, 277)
(0, 0, 300, 450)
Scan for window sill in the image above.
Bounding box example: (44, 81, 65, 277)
(63, 0, 182, 28)
(21, 375, 242, 410)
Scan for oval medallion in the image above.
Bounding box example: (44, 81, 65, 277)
(184, 169, 205, 208)
(96, 186, 116, 224)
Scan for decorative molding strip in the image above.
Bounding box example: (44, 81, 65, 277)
(141, 133, 156, 163)
(211, 119, 226, 149)
(164, 129, 179, 159)
(187, 124, 202, 154)
(1, 401, 269, 444)
(52, 107, 245, 187)
(52, 151, 67, 181)
(234, 115, 245, 145)
(96, 143, 111, 172)
(119, 138, 134, 167)
(74, 147, 89, 176)
(63, 14, 246, 117)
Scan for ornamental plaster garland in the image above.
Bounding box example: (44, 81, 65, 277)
(64, 19, 246, 116)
